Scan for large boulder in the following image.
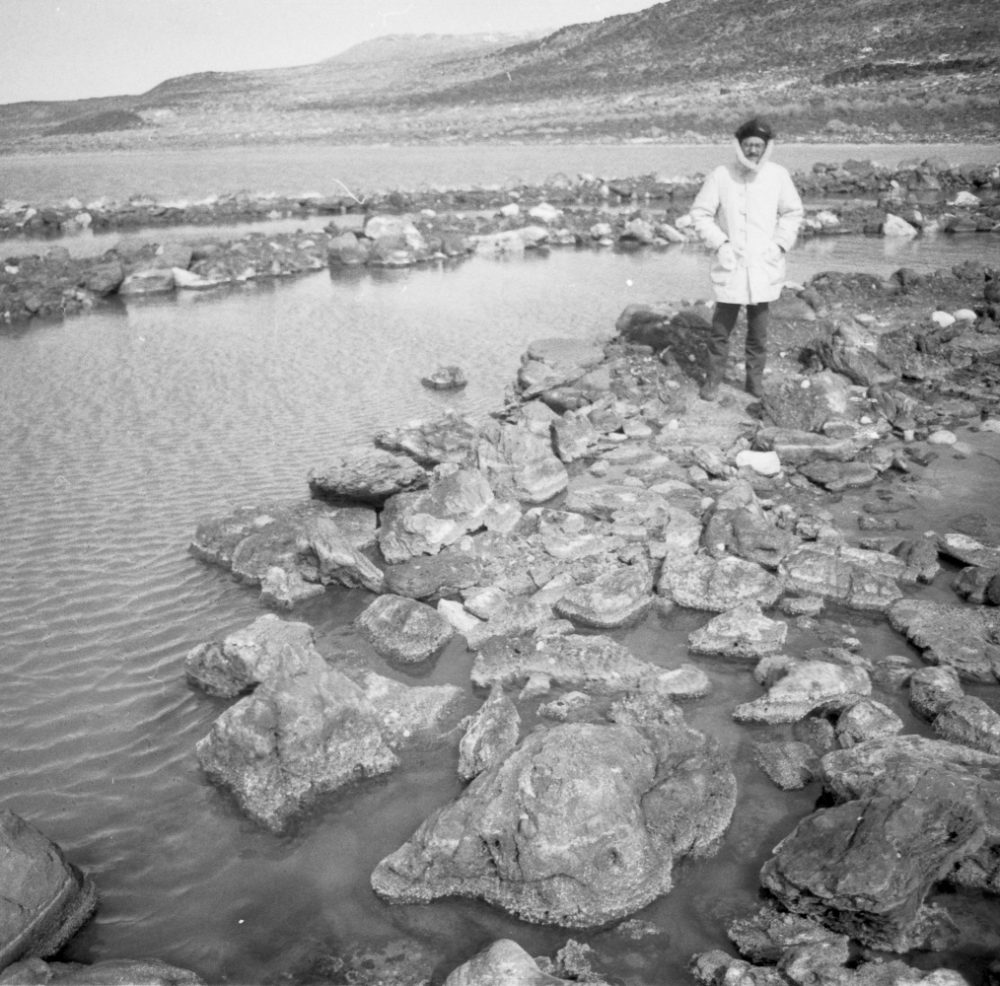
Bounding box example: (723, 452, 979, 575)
(371, 712, 735, 927)
(760, 783, 983, 952)
(195, 660, 463, 831)
(821, 735, 1000, 893)
(0, 811, 98, 969)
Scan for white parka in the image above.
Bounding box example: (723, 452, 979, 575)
(690, 141, 804, 305)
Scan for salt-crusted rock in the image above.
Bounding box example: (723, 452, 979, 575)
(834, 698, 903, 748)
(778, 542, 907, 613)
(658, 554, 784, 612)
(554, 561, 654, 628)
(371, 713, 735, 927)
(355, 593, 454, 663)
(377, 466, 496, 563)
(471, 632, 661, 695)
(374, 411, 480, 467)
(687, 602, 788, 659)
(476, 421, 568, 504)
(184, 613, 320, 698)
(308, 447, 428, 505)
(888, 598, 1000, 682)
(457, 686, 521, 781)
(734, 660, 871, 724)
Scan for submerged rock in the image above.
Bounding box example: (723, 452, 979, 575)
(371, 711, 735, 927)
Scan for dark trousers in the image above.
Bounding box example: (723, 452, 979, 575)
(706, 302, 769, 387)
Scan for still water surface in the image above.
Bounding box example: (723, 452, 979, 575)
(3, 150, 1000, 983)
(3, 141, 998, 205)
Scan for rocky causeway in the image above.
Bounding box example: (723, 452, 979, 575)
(2, 160, 1000, 985)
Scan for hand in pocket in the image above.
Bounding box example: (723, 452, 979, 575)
(717, 242, 737, 270)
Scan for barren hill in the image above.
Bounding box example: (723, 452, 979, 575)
(2, 0, 997, 150)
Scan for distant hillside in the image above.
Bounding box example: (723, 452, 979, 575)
(1, 0, 998, 150)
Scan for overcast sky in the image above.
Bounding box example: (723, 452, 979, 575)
(2, 0, 658, 104)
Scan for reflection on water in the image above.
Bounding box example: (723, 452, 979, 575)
(2, 243, 999, 983)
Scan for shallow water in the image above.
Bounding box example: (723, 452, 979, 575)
(2, 141, 997, 206)
(2, 241, 1000, 983)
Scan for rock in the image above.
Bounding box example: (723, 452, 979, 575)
(0, 811, 98, 969)
(909, 665, 965, 721)
(931, 695, 1000, 756)
(355, 593, 454, 663)
(888, 598, 1000, 682)
(939, 531, 1000, 569)
(196, 661, 463, 831)
(377, 466, 496, 563)
(735, 449, 781, 476)
(752, 741, 819, 790)
(382, 548, 484, 601)
(441, 939, 586, 986)
(184, 613, 320, 698)
(727, 904, 848, 964)
(196, 666, 398, 831)
(422, 365, 468, 391)
(374, 411, 480, 467)
(688, 602, 788, 659)
(0, 958, 205, 984)
(834, 698, 903, 748)
(797, 459, 879, 492)
(701, 484, 798, 569)
(458, 686, 521, 781)
(327, 230, 370, 266)
(118, 267, 176, 295)
(553, 560, 654, 628)
(760, 783, 983, 952)
(821, 735, 1000, 893)
(658, 554, 784, 612)
(79, 259, 124, 296)
(953, 564, 1000, 605)
(778, 542, 907, 613)
(883, 213, 919, 237)
(471, 632, 662, 695)
(189, 500, 382, 596)
(308, 447, 428, 505)
(259, 566, 326, 609)
(476, 422, 568, 503)
(735, 659, 871, 724)
(371, 714, 735, 927)
(515, 338, 606, 398)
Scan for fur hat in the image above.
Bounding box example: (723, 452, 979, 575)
(734, 117, 774, 143)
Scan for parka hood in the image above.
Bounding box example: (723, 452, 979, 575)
(734, 138, 774, 174)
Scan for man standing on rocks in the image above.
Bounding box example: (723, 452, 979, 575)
(689, 117, 804, 401)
